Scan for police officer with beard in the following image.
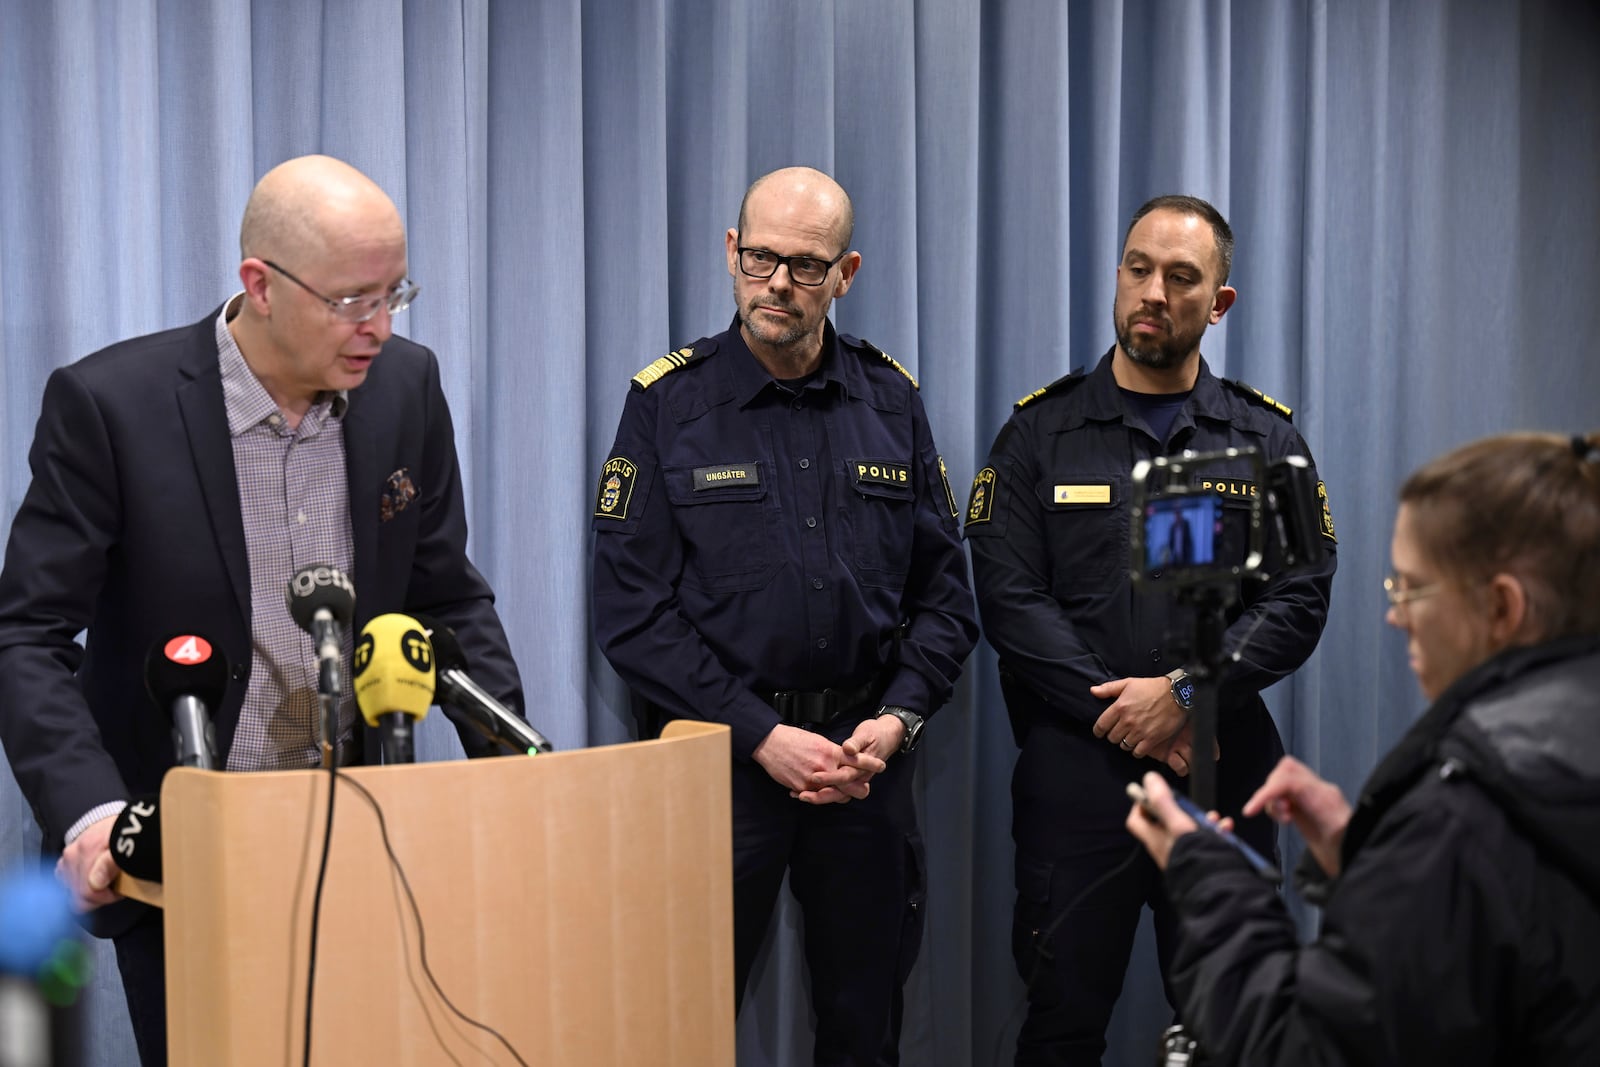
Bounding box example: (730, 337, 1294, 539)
(966, 195, 1336, 1066)
(592, 167, 977, 1065)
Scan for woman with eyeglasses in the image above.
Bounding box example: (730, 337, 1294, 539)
(1127, 430, 1600, 1065)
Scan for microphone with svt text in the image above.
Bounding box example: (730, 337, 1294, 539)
(144, 634, 228, 770)
(413, 614, 553, 755)
(110, 797, 163, 882)
(353, 613, 435, 765)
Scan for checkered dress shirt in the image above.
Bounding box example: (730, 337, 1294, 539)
(216, 297, 357, 770)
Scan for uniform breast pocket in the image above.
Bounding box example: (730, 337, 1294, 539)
(1040, 474, 1126, 592)
(840, 462, 917, 588)
(662, 464, 779, 592)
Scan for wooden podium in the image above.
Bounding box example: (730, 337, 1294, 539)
(120, 720, 734, 1066)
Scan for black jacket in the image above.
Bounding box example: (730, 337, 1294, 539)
(1163, 636, 1600, 1066)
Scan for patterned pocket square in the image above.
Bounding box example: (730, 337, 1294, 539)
(381, 468, 419, 522)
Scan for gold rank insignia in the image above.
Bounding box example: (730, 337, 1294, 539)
(1014, 370, 1085, 410)
(938, 456, 958, 518)
(631, 345, 708, 390)
(853, 339, 920, 389)
(967, 467, 997, 525)
(594, 456, 639, 520)
(1317, 480, 1337, 542)
(1223, 378, 1294, 419)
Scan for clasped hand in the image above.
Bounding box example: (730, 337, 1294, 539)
(753, 717, 905, 805)
(1090, 676, 1215, 775)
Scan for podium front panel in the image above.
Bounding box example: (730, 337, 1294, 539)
(160, 720, 734, 1066)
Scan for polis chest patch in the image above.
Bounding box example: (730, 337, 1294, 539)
(594, 456, 638, 520)
(1195, 477, 1257, 500)
(693, 462, 759, 490)
(850, 459, 911, 489)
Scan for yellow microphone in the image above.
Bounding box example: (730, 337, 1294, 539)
(353, 613, 435, 764)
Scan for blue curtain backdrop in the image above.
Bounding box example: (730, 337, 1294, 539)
(2, 1, 1597, 1064)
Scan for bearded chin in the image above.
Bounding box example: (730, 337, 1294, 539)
(740, 295, 807, 348)
(1117, 327, 1184, 370)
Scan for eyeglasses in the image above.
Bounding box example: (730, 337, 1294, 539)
(736, 244, 847, 287)
(265, 261, 419, 323)
(1383, 574, 1443, 609)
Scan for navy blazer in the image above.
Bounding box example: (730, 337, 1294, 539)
(0, 307, 525, 858)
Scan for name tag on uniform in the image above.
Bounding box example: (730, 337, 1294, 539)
(1054, 484, 1111, 505)
(850, 460, 911, 488)
(693, 463, 759, 490)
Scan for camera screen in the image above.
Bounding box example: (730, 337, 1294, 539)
(1142, 494, 1220, 571)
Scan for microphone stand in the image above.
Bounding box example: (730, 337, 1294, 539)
(1175, 582, 1237, 812)
(315, 612, 342, 769)
(377, 712, 416, 765)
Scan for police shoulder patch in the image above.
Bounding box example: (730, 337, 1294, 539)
(594, 455, 640, 520)
(1222, 378, 1294, 420)
(843, 334, 919, 389)
(965, 466, 998, 526)
(1014, 370, 1086, 410)
(631, 340, 713, 390)
(1316, 480, 1337, 542)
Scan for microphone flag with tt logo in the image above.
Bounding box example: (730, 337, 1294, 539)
(144, 633, 228, 770)
(354, 614, 435, 764)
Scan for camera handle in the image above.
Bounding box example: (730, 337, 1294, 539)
(1177, 582, 1237, 812)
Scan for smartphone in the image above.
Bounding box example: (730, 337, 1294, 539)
(1127, 781, 1281, 884)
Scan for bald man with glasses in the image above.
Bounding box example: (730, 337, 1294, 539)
(0, 154, 525, 1066)
(592, 166, 977, 1064)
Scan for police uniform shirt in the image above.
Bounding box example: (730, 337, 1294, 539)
(592, 317, 977, 759)
(965, 347, 1337, 731)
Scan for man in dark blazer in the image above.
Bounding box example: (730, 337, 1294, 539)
(0, 155, 525, 1065)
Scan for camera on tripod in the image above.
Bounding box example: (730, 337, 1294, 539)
(1129, 446, 1326, 590)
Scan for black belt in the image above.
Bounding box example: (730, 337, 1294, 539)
(764, 672, 888, 729)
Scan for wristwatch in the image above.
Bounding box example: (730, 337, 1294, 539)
(1166, 668, 1195, 711)
(875, 705, 925, 753)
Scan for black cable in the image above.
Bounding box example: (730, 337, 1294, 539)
(992, 844, 1145, 1067)
(301, 754, 339, 1067)
(387, 842, 470, 1067)
(336, 771, 530, 1067)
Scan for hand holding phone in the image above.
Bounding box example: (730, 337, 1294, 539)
(1127, 781, 1281, 884)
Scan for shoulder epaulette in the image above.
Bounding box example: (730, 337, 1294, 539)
(1014, 370, 1086, 410)
(1222, 378, 1294, 420)
(843, 335, 919, 390)
(631, 341, 712, 390)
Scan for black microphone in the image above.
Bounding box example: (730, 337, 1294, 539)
(110, 797, 163, 882)
(144, 635, 228, 770)
(413, 615, 552, 755)
(285, 564, 356, 692)
(286, 564, 356, 763)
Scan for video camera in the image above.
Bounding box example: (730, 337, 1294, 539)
(1129, 447, 1326, 590)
